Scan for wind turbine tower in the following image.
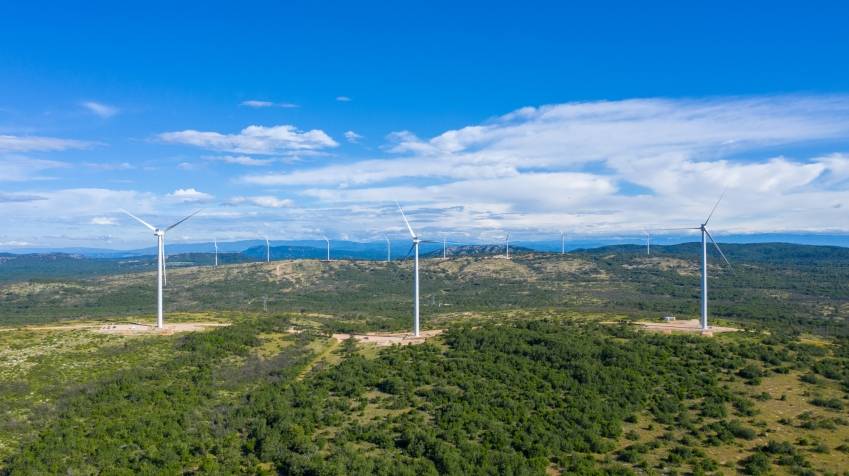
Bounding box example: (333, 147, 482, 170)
(505, 233, 510, 259)
(443, 237, 447, 259)
(643, 230, 652, 255)
(213, 238, 219, 267)
(560, 231, 566, 255)
(323, 235, 331, 261)
(661, 194, 732, 331)
(384, 234, 391, 262)
(122, 209, 201, 329)
(397, 202, 422, 337)
(265, 236, 270, 262)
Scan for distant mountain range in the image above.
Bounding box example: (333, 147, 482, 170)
(5, 241, 849, 283)
(5, 233, 849, 258)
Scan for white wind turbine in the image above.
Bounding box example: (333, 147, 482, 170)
(397, 202, 437, 337)
(661, 193, 732, 331)
(384, 234, 391, 262)
(323, 235, 331, 261)
(213, 238, 219, 267)
(560, 231, 567, 255)
(505, 233, 511, 259)
(122, 209, 201, 329)
(265, 236, 270, 262)
(643, 229, 652, 255)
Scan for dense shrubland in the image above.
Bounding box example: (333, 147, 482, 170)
(6, 317, 849, 474)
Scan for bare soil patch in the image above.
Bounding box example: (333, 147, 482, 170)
(330, 329, 443, 346)
(636, 318, 738, 336)
(95, 322, 229, 335)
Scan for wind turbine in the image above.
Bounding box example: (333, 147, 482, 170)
(661, 193, 732, 331)
(397, 202, 434, 337)
(443, 236, 447, 259)
(643, 229, 651, 255)
(213, 238, 219, 267)
(560, 231, 567, 255)
(323, 235, 331, 261)
(384, 234, 391, 262)
(265, 236, 270, 262)
(121, 209, 201, 329)
(505, 233, 510, 259)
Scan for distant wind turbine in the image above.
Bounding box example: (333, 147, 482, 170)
(560, 231, 567, 255)
(443, 236, 447, 259)
(121, 209, 201, 329)
(265, 236, 270, 262)
(505, 233, 510, 259)
(323, 235, 331, 261)
(660, 193, 732, 331)
(643, 229, 651, 255)
(213, 238, 219, 267)
(384, 234, 391, 262)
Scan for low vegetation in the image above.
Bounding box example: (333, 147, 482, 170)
(1, 244, 849, 473)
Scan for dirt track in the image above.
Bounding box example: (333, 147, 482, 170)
(0, 322, 228, 335)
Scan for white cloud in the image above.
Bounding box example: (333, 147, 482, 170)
(7, 95, 849, 245)
(241, 100, 299, 109)
(81, 101, 119, 118)
(203, 155, 274, 166)
(0, 135, 90, 152)
(0, 192, 47, 203)
(0, 156, 67, 181)
(159, 124, 338, 154)
(168, 188, 214, 203)
(241, 100, 273, 108)
(90, 216, 117, 225)
(336, 96, 351, 102)
(344, 130, 363, 143)
(225, 195, 293, 208)
(241, 95, 849, 236)
(84, 162, 134, 171)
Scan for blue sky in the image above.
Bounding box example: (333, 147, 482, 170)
(2, 1, 849, 248)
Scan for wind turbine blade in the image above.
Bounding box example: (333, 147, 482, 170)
(165, 209, 203, 231)
(404, 243, 416, 260)
(121, 209, 156, 231)
(704, 228, 733, 270)
(703, 191, 726, 226)
(396, 202, 416, 239)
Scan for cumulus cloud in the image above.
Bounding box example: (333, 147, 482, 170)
(225, 195, 293, 208)
(159, 125, 338, 154)
(82, 101, 119, 118)
(0, 135, 90, 152)
(344, 130, 363, 143)
(241, 100, 299, 108)
(240, 95, 849, 236)
(203, 155, 274, 166)
(168, 188, 214, 203)
(8, 95, 849, 246)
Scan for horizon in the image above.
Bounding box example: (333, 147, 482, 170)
(6, 232, 849, 256)
(3, 2, 849, 248)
